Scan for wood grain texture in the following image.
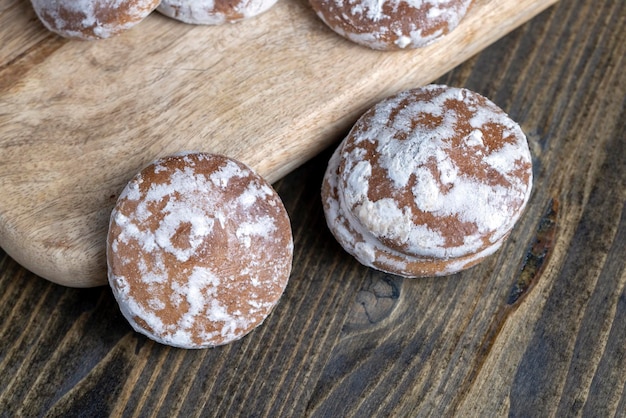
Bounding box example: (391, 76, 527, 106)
(1, 0, 626, 416)
(0, 0, 558, 287)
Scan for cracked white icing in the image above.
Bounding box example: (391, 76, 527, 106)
(310, 0, 473, 50)
(107, 152, 293, 348)
(322, 85, 533, 277)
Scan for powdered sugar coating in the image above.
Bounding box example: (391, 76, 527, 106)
(157, 0, 278, 25)
(309, 0, 473, 50)
(107, 153, 293, 348)
(322, 85, 533, 277)
(31, 0, 159, 39)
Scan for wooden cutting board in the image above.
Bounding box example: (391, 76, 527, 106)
(0, 0, 558, 287)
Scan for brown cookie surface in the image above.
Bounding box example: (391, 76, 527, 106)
(309, 0, 473, 50)
(322, 85, 533, 277)
(31, 0, 159, 40)
(107, 152, 293, 348)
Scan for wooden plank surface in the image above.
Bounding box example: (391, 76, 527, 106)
(1, 0, 625, 415)
(0, 0, 558, 287)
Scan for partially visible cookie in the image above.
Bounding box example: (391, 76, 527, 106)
(107, 152, 293, 348)
(157, 0, 278, 24)
(309, 0, 474, 50)
(31, 0, 159, 39)
(322, 85, 533, 277)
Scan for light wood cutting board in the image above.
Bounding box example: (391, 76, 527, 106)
(0, 0, 558, 287)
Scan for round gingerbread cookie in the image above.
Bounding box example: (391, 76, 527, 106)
(157, 0, 278, 25)
(309, 0, 473, 50)
(31, 0, 159, 40)
(322, 84, 533, 277)
(107, 152, 293, 348)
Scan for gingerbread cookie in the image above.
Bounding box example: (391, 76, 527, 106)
(322, 85, 533, 277)
(157, 0, 278, 24)
(31, 0, 159, 39)
(107, 152, 293, 348)
(309, 0, 473, 50)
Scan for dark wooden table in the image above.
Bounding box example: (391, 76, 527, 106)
(1, 0, 625, 416)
